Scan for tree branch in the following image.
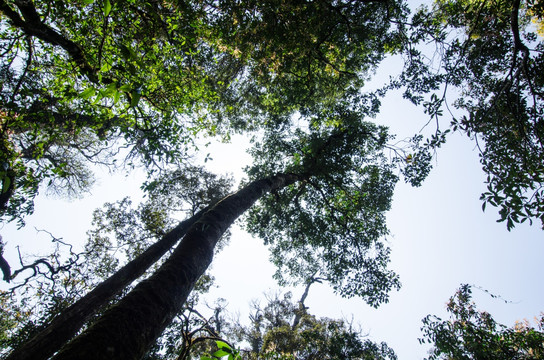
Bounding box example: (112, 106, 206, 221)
(291, 275, 322, 329)
(0, 0, 100, 82)
(510, 0, 529, 54)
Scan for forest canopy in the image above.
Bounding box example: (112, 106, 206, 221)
(0, 0, 543, 359)
(1, 0, 543, 228)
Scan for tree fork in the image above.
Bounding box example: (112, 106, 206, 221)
(51, 172, 304, 360)
(5, 206, 210, 360)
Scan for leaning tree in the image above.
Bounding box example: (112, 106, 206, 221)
(1, 0, 543, 359)
(1, 1, 407, 358)
(48, 105, 401, 360)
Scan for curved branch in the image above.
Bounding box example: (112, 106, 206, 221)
(291, 275, 322, 329)
(0, 0, 99, 82)
(510, 0, 529, 54)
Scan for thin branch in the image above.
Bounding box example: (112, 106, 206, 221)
(291, 274, 322, 329)
(10, 35, 33, 102)
(0, 0, 101, 82)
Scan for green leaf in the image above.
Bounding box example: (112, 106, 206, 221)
(2, 177, 11, 193)
(103, 0, 111, 16)
(212, 350, 229, 357)
(119, 84, 132, 92)
(113, 90, 120, 104)
(100, 61, 112, 72)
(79, 87, 96, 99)
(102, 82, 118, 97)
(130, 91, 141, 107)
(215, 341, 231, 350)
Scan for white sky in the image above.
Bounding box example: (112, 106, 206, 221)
(199, 90, 544, 359)
(1, 1, 543, 358)
(2, 97, 542, 358)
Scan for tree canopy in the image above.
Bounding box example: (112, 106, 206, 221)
(1, 0, 542, 230)
(0, 0, 406, 225)
(0, 0, 543, 359)
(232, 289, 397, 360)
(244, 109, 399, 304)
(421, 285, 544, 360)
(401, 0, 544, 228)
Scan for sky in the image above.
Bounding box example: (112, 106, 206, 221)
(1, 1, 544, 359)
(5, 91, 541, 360)
(198, 88, 544, 359)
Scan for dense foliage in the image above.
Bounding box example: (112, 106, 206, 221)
(232, 290, 397, 360)
(0, 0, 407, 226)
(245, 107, 399, 304)
(402, 0, 544, 228)
(421, 285, 544, 359)
(0, 0, 543, 358)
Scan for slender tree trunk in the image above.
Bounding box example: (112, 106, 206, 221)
(6, 207, 210, 360)
(292, 277, 321, 329)
(51, 172, 303, 360)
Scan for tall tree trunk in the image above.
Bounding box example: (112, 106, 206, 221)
(6, 207, 210, 360)
(51, 172, 303, 360)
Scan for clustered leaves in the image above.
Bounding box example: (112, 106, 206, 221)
(421, 285, 544, 360)
(245, 107, 400, 306)
(402, 0, 544, 229)
(0, 0, 407, 226)
(233, 291, 397, 360)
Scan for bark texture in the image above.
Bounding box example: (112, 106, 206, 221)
(5, 208, 208, 360)
(51, 173, 302, 360)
